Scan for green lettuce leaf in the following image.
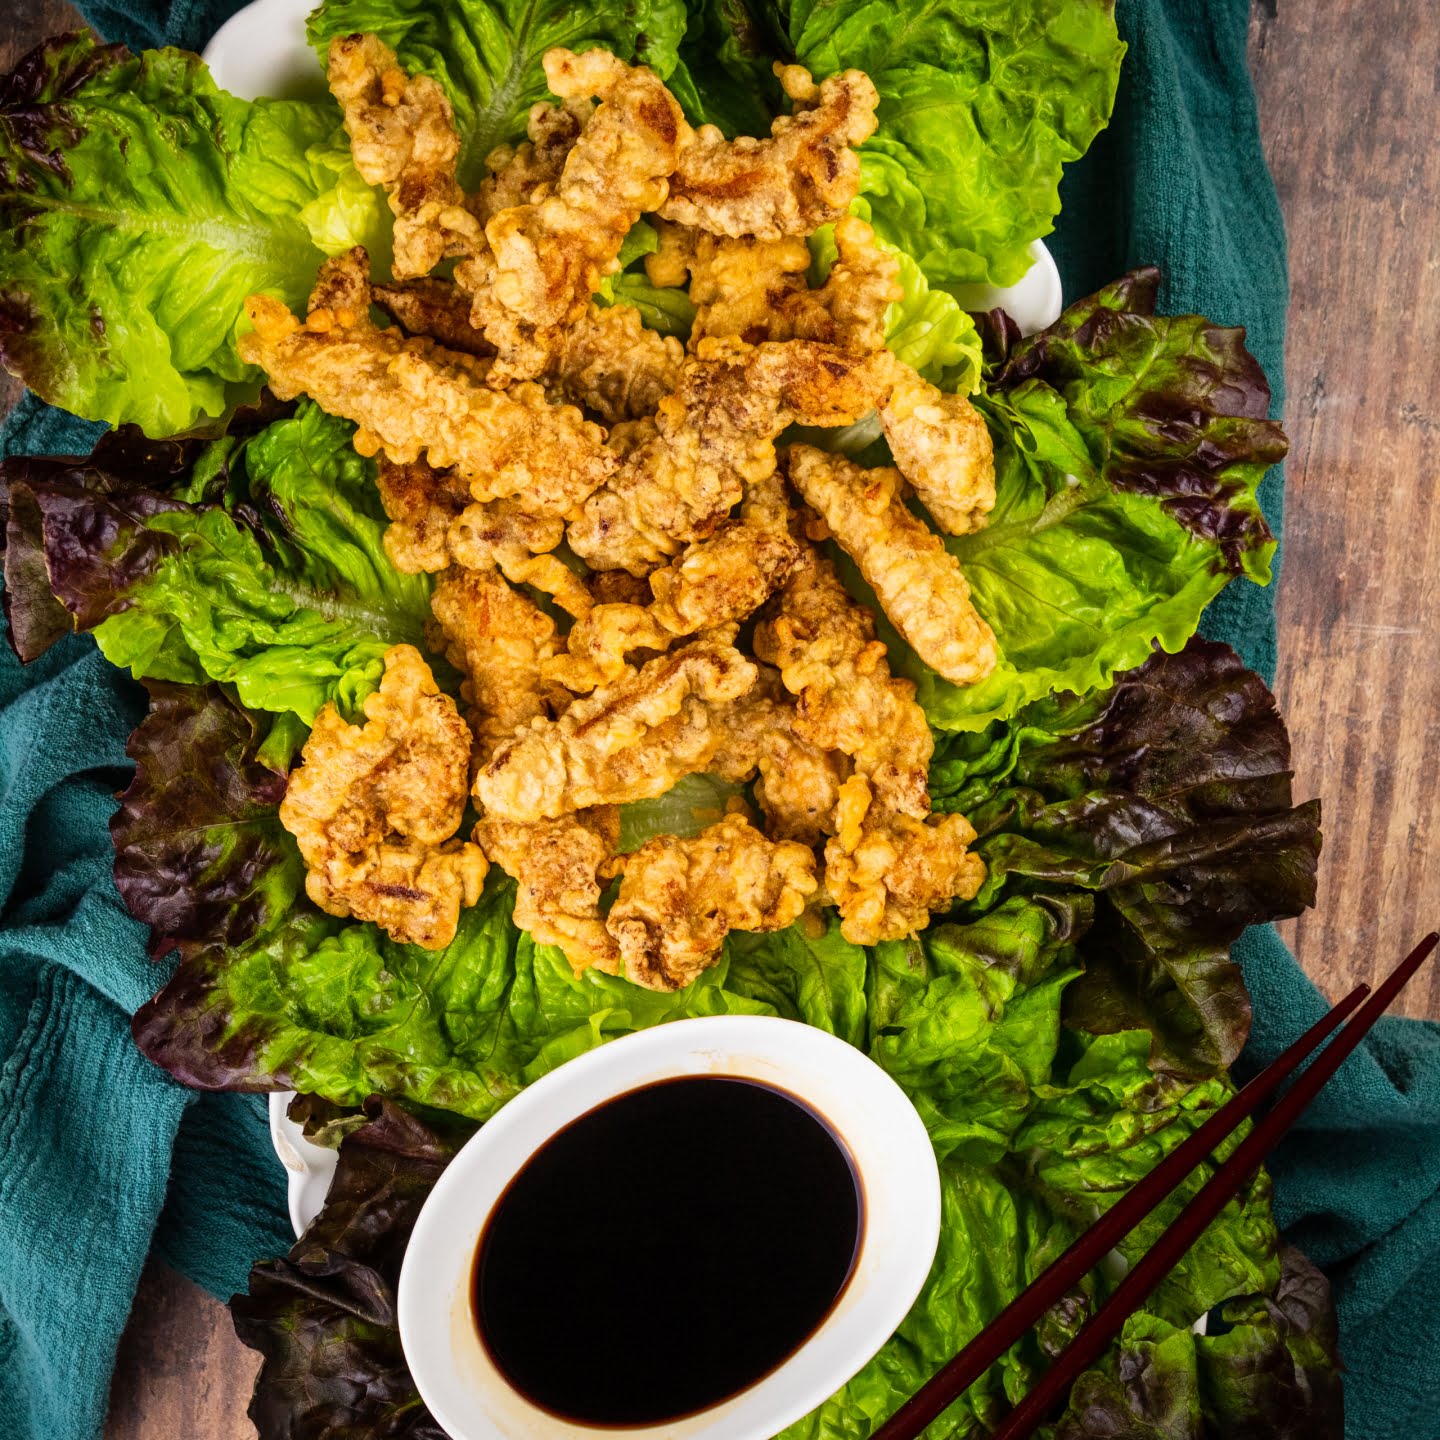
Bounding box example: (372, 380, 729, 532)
(3, 401, 431, 721)
(864, 900, 1079, 1164)
(809, 204, 983, 395)
(111, 680, 306, 959)
(1049, 1249, 1342, 1440)
(0, 33, 386, 436)
(857, 271, 1286, 731)
(616, 772, 748, 852)
(726, 918, 868, 1044)
(932, 639, 1321, 1075)
(763, 0, 1125, 286)
(990, 268, 1286, 579)
(668, 0, 786, 136)
(2, 420, 257, 663)
(883, 245, 983, 395)
(307, 0, 687, 190)
(595, 273, 698, 337)
(1018, 1028, 1281, 1325)
(132, 881, 777, 1114)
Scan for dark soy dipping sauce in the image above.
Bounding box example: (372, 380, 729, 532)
(472, 1075, 863, 1427)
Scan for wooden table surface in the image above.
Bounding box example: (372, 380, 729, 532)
(2, 1, 1438, 1435)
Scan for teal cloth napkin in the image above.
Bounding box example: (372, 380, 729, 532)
(0, 3, 1436, 1439)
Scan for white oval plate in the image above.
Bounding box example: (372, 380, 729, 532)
(267, 1091, 337, 1236)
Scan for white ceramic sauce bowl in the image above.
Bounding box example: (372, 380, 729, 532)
(397, 1016, 941, 1440)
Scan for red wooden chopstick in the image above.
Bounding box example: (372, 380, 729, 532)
(874, 930, 1438, 1440)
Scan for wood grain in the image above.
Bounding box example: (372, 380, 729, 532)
(105, 1262, 261, 1440)
(0, 0, 1437, 1436)
(1250, 1, 1440, 1019)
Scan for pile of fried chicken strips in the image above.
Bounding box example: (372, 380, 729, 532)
(256, 36, 1003, 990)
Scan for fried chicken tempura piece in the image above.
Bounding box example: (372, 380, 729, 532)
(554, 303, 686, 422)
(726, 675, 850, 845)
(609, 815, 818, 990)
(327, 35, 482, 279)
(374, 278, 494, 357)
(376, 456, 589, 619)
(660, 65, 878, 238)
(657, 228, 813, 344)
(545, 519, 800, 690)
(474, 639, 759, 822)
(374, 279, 682, 424)
(754, 550, 933, 818)
(879, 369, 997, 536)
(376, 456, 472, 573)
(240, 251, 613, 518)
(568, 337, 895, 573)
(656, 216, 900, 353)
(444, 500, 592, 620)
(430, 568, 563, 760)
(279, 646, 488, 949)
(477, 98, 591, 218)
(825, 776, 985, 945)
(437, 577, 620, 973)
(476, 808, 622, 975)
(786, 445, 997, 686)
(754, 724, 849, 845)
(457, 48, 688, 383)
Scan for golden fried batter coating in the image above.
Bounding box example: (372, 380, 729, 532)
(754, 549, 933, 818)
(327, 35, 482, 279)
(279, 645, 487, 949)
(659, 228, 813, 345)
(817, 216, 905, 355)
(659, 215, 900, 353)
(376, 455, 588, 621)
(753, 552, 986, 940)
(660, 66, 879, 238)
(587, 568, 654, 607)
(433, 578, 622, 972)
(785, 445, 997, 686)
(556, 303, 686, 422)
(546, 518, 800, 690)
(473, 639, 759, 822)
(477, 98, 591, 219)
(609, 815, 817, 990)
(445, 501, 592, 620)
(240, 251, 613, 518)
(879, 368, 997, 536)
(374, 279, 682, 424)
(568, 337, 895, 573)
(825, 776, 985, 945)
(375, 455, 471, 574)
(726, 674, 850, 845)
(476, 808, 622, 975)
(430, 568, 564, 760)
(457, 49, 687, 383)
(739, 467, 798, 536)
(373, 278, 494, 357)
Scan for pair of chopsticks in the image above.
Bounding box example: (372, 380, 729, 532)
(873, 931, 1439, 1440)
